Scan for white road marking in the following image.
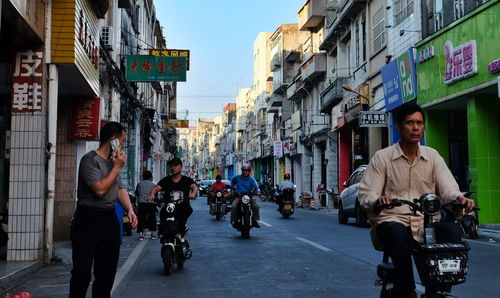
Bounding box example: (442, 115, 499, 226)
(258, 220, 272, 227)
(296, 237, 332, 252)
(111, 239, 148, 295)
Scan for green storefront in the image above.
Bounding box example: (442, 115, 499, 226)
(416, 0, 500, 224)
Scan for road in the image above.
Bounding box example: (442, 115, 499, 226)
(4, 196, 500, 297)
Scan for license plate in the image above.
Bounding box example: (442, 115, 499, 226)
(284, 204, 292, 209)
(438, 259, 461, 273)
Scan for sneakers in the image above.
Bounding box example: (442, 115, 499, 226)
(138, 236, 144, 241)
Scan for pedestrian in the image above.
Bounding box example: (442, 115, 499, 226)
(149, 158, 198, 237)
(135, 170, 158, 240)
(69, 121, 138, 298)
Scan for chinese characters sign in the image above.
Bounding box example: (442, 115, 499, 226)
(444, 40, 477, 85)
(273, 141, 283, 157)
(125, 56, 187, 82)
(359, 111, 388, 127)
(149, 49, 190, 70)
(166, 120, 189, 128)
(12, 47, 44, 113)
(70, 98, 101, 140)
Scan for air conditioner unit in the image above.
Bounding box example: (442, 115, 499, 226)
(101, 26, 114, 50)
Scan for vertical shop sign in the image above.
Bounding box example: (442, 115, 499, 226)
(397, 50, 418, 102)
(444, 40, 477, 85)
(70, 98, 101, 140)
(273, 141, 283, 157)
(382, 48, 418, 111)
(12, 46, 44, 113)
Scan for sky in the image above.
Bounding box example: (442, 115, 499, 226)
(153, 0, 306, 124)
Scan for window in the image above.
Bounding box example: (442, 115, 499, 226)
(372, 6, 385, 53)
(355, 21, 360, 67)
(362, 14, 366, 62)
(434, 0, 444, 30)
(453, 0, 465, 20)
(394, 0, 414, 26)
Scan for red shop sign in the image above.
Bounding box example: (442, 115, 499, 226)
(11, 46, 44, 113)
(70, 98, 101, 140)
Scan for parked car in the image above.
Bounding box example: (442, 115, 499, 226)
(338, 165, 369, 227)
(199, 180, 214, 196)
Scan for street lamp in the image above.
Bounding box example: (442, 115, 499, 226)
(342, 84, 368, 100)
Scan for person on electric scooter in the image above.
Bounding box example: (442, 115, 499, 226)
(358, 102, 475, 298)
(276, 173, 295, 208)
(149, 158, 198, 238)
(230, 164, 261, 228)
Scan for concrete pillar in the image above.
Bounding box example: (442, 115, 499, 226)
(326, 132, 338, 193)
(312, 143, 322, 207)
(302, 147, 311, 193)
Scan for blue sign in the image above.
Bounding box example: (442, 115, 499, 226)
(382, 59, 403, 111)
(382, 49, 418, 111)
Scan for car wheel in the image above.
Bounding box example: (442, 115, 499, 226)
(338, 202, 348, 225)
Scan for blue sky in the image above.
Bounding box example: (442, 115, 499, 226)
(153, 0, 306, 124)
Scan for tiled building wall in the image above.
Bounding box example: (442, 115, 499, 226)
(7, 115, 46, 261)
(54, 99, 76, 240)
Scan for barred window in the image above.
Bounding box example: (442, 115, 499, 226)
(372, 6, 385, 53)
(394, 0, 414, 26)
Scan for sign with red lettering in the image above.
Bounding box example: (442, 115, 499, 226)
(12, 46, 44, 113)
(125, 56, 187, 82)
(70, 98, 101, 140)
(149, 49, 190, 70)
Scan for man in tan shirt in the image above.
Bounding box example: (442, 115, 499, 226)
(359, 102, 474, 298)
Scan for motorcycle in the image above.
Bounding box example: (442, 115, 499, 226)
(158, 198, 192, 276)
(277, 187, 295, 219)
(231, 192, 256, 239)
(209, 189, 231, 220)
(259, 183, 276, 202)
(374, 194, 471, 298)
(441, 192, 480, 239)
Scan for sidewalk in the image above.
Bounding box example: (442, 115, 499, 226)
(0, 233, 149, 297)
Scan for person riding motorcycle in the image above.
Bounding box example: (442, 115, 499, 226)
(358, 102, 475, 298)
(276, 173, 294, 207)
(230, 164, 261, 228)
(208, 175, 229, 204)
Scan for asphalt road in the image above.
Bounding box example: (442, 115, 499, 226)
(5, 196, 500, 297)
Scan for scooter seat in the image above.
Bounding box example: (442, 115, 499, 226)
(377, 262, 395, 281)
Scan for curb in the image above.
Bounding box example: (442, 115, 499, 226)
(0, 261, 42, 293)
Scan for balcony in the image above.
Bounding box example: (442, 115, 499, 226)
(301, 53, 326, 82)
(267, 93, 283, 110)
(298, 0, 327, 31)
(320, 76, 348, 113)
(272, 68, 287, 94)
(287, 78, 313, 101)
(285, 50, 301, 63)
(320, 0, 367, 51)
(271, 53, 282, 71)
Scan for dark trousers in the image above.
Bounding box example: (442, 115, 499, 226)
(69, 206, 120, 298)
(376, 221, 461, 295)
(137, 202, 157, 233)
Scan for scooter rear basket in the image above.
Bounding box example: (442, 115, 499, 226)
(413, 241, 470, 287)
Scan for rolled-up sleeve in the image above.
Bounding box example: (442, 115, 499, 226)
(359, 152, 386, 213)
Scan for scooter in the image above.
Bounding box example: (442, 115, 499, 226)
(374, 194, 471, 298)
(231, 192, 256, 239)
(277, 187, 295, 219)
(209, 189, 231, 220)
(158, 199, 192, 276)
(441, 192, 480, 239)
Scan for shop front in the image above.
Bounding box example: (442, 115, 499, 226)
(416, 0, 500, 224)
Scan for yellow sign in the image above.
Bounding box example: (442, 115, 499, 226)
(51, 0, 99, 96)
(166, 120, 189, 128)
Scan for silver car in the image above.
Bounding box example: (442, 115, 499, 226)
(338, 165, 369, 227)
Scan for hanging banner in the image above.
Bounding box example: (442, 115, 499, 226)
(12, 46, 44, 113)
(273, 140, 283, 157)
(70, 98, 101, 140)
(125, 56, 187, 82)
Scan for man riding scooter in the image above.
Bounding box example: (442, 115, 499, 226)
(276, 173, 294, 209)
(230, 164, 261, 228)
(358, 102, 475, 298)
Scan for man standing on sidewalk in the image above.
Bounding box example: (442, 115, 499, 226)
(69, 122, 138, 298)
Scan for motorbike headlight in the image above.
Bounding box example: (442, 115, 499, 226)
(217, 192, 222, 197)
(420, 194, 441, 216)
(242, 195, 251, 204)
(166, 203, 176, 213)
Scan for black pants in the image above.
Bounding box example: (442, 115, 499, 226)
(376, 221, 461, 295)
(137, 202, 157, 233)
(69, 206, 120, 298)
